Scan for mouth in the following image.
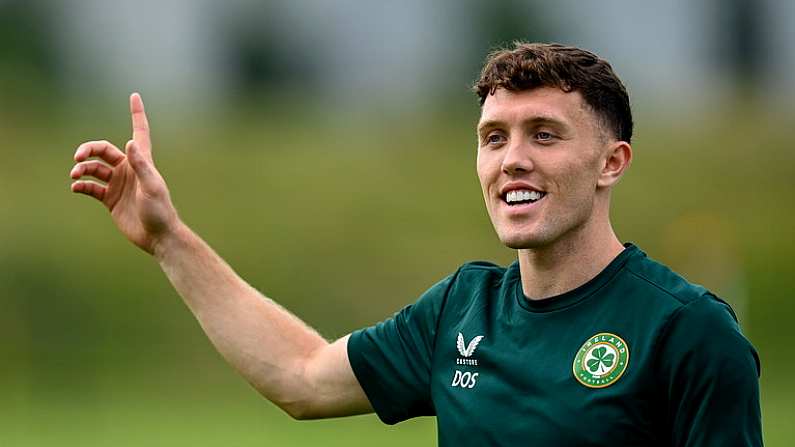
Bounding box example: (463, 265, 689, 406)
(501, 189, 547, 207)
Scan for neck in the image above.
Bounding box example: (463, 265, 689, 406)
(517, 218, 625, 300)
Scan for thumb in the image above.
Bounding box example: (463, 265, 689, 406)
(125, 140, 162, 194)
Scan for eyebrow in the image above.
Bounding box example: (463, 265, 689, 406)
(477, 115, 568, 135)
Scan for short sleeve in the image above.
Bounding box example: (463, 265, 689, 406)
(347, 270, 457, 424)
(658, 294, 762, 447)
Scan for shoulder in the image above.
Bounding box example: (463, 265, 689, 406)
(660, 292, 748, 352)
(631, 260, 766, 446)
(439, 260, 516, 306)
(457, 260, 508, 275)
(619, 246, 758, 371)
(427, 260, 518, 322)
(397, 261, 511, 320)
(622, 247, 710, 308)
(639, 279, 761, 378)
(452, 260, 514, 290)
(657, 292, 761, 434)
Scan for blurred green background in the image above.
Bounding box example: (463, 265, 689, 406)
(2, 1, 794, 445)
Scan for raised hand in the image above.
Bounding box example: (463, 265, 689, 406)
(70, 93, 180, 255)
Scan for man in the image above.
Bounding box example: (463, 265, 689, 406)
(70, 42, 762, 445)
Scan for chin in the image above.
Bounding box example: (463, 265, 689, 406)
(497, 231, 550, 250)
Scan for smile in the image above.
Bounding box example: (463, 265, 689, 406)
(503, 189, 547, 206)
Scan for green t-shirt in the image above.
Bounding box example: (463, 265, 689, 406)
(347, 244, 762, 446)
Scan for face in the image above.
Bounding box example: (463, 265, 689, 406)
(476, 87, 612, 250)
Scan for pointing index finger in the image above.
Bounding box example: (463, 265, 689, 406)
(129, 92, 152, 157)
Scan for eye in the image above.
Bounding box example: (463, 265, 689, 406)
(536, 131, 554, 141)
(484, 133, 506, 146)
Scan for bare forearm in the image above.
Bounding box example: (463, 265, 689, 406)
(153, 223, 327, 414)
(71, 94, 370, 419)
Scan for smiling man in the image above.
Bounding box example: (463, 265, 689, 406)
(70, 42, 762, 446)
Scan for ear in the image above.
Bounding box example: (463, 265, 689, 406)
(597, 141, 632, 188)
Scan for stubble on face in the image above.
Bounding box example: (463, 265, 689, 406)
(476, 87, 610, 251)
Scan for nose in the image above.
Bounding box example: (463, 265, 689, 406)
(501, 138, 533, 175)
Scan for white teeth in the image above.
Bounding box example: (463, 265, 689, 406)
(505, 189, 544, 204)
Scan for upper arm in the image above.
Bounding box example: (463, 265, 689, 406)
(660, 295, 762, 447)
(298, 270, 456, 422)
(299, 334, 374, 419)
(343, 272, 455, 424)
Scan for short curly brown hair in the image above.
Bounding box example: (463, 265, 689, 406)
(474, 42, 633, 143)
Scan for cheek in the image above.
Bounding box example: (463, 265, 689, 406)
(559, 157, 601, 191)
(558, 170, 601, 216)
(476, 153, 496, 190)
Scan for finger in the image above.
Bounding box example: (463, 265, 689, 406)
(126, 140, 162, 194)
(129, 92, 152, 160)
(71, 179, 106, 202)
(74, 140, 126, 166)
(70, 160, 114, 182)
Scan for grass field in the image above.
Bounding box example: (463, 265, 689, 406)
(1, 100, 793, 445)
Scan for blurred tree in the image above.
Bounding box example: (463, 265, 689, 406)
(464, 0, 556, 77)
(217, 2, 319, 100)
(710, 0, 768, 96)
(0, 0, 58, 98)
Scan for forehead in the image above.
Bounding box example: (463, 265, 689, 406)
(477, 87, 590, 131)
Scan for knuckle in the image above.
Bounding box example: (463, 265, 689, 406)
(74, 144, 88, 158)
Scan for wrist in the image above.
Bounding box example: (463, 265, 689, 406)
(152, 221, 192, 262)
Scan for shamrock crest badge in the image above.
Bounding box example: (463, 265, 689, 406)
(573, 332, 630, 388)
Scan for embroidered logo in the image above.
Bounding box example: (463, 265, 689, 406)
(572, 332, 630, 388)
(452, 333, 483, 388)
(456, 333, 483, 366)
(457, 333, 483, 357)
